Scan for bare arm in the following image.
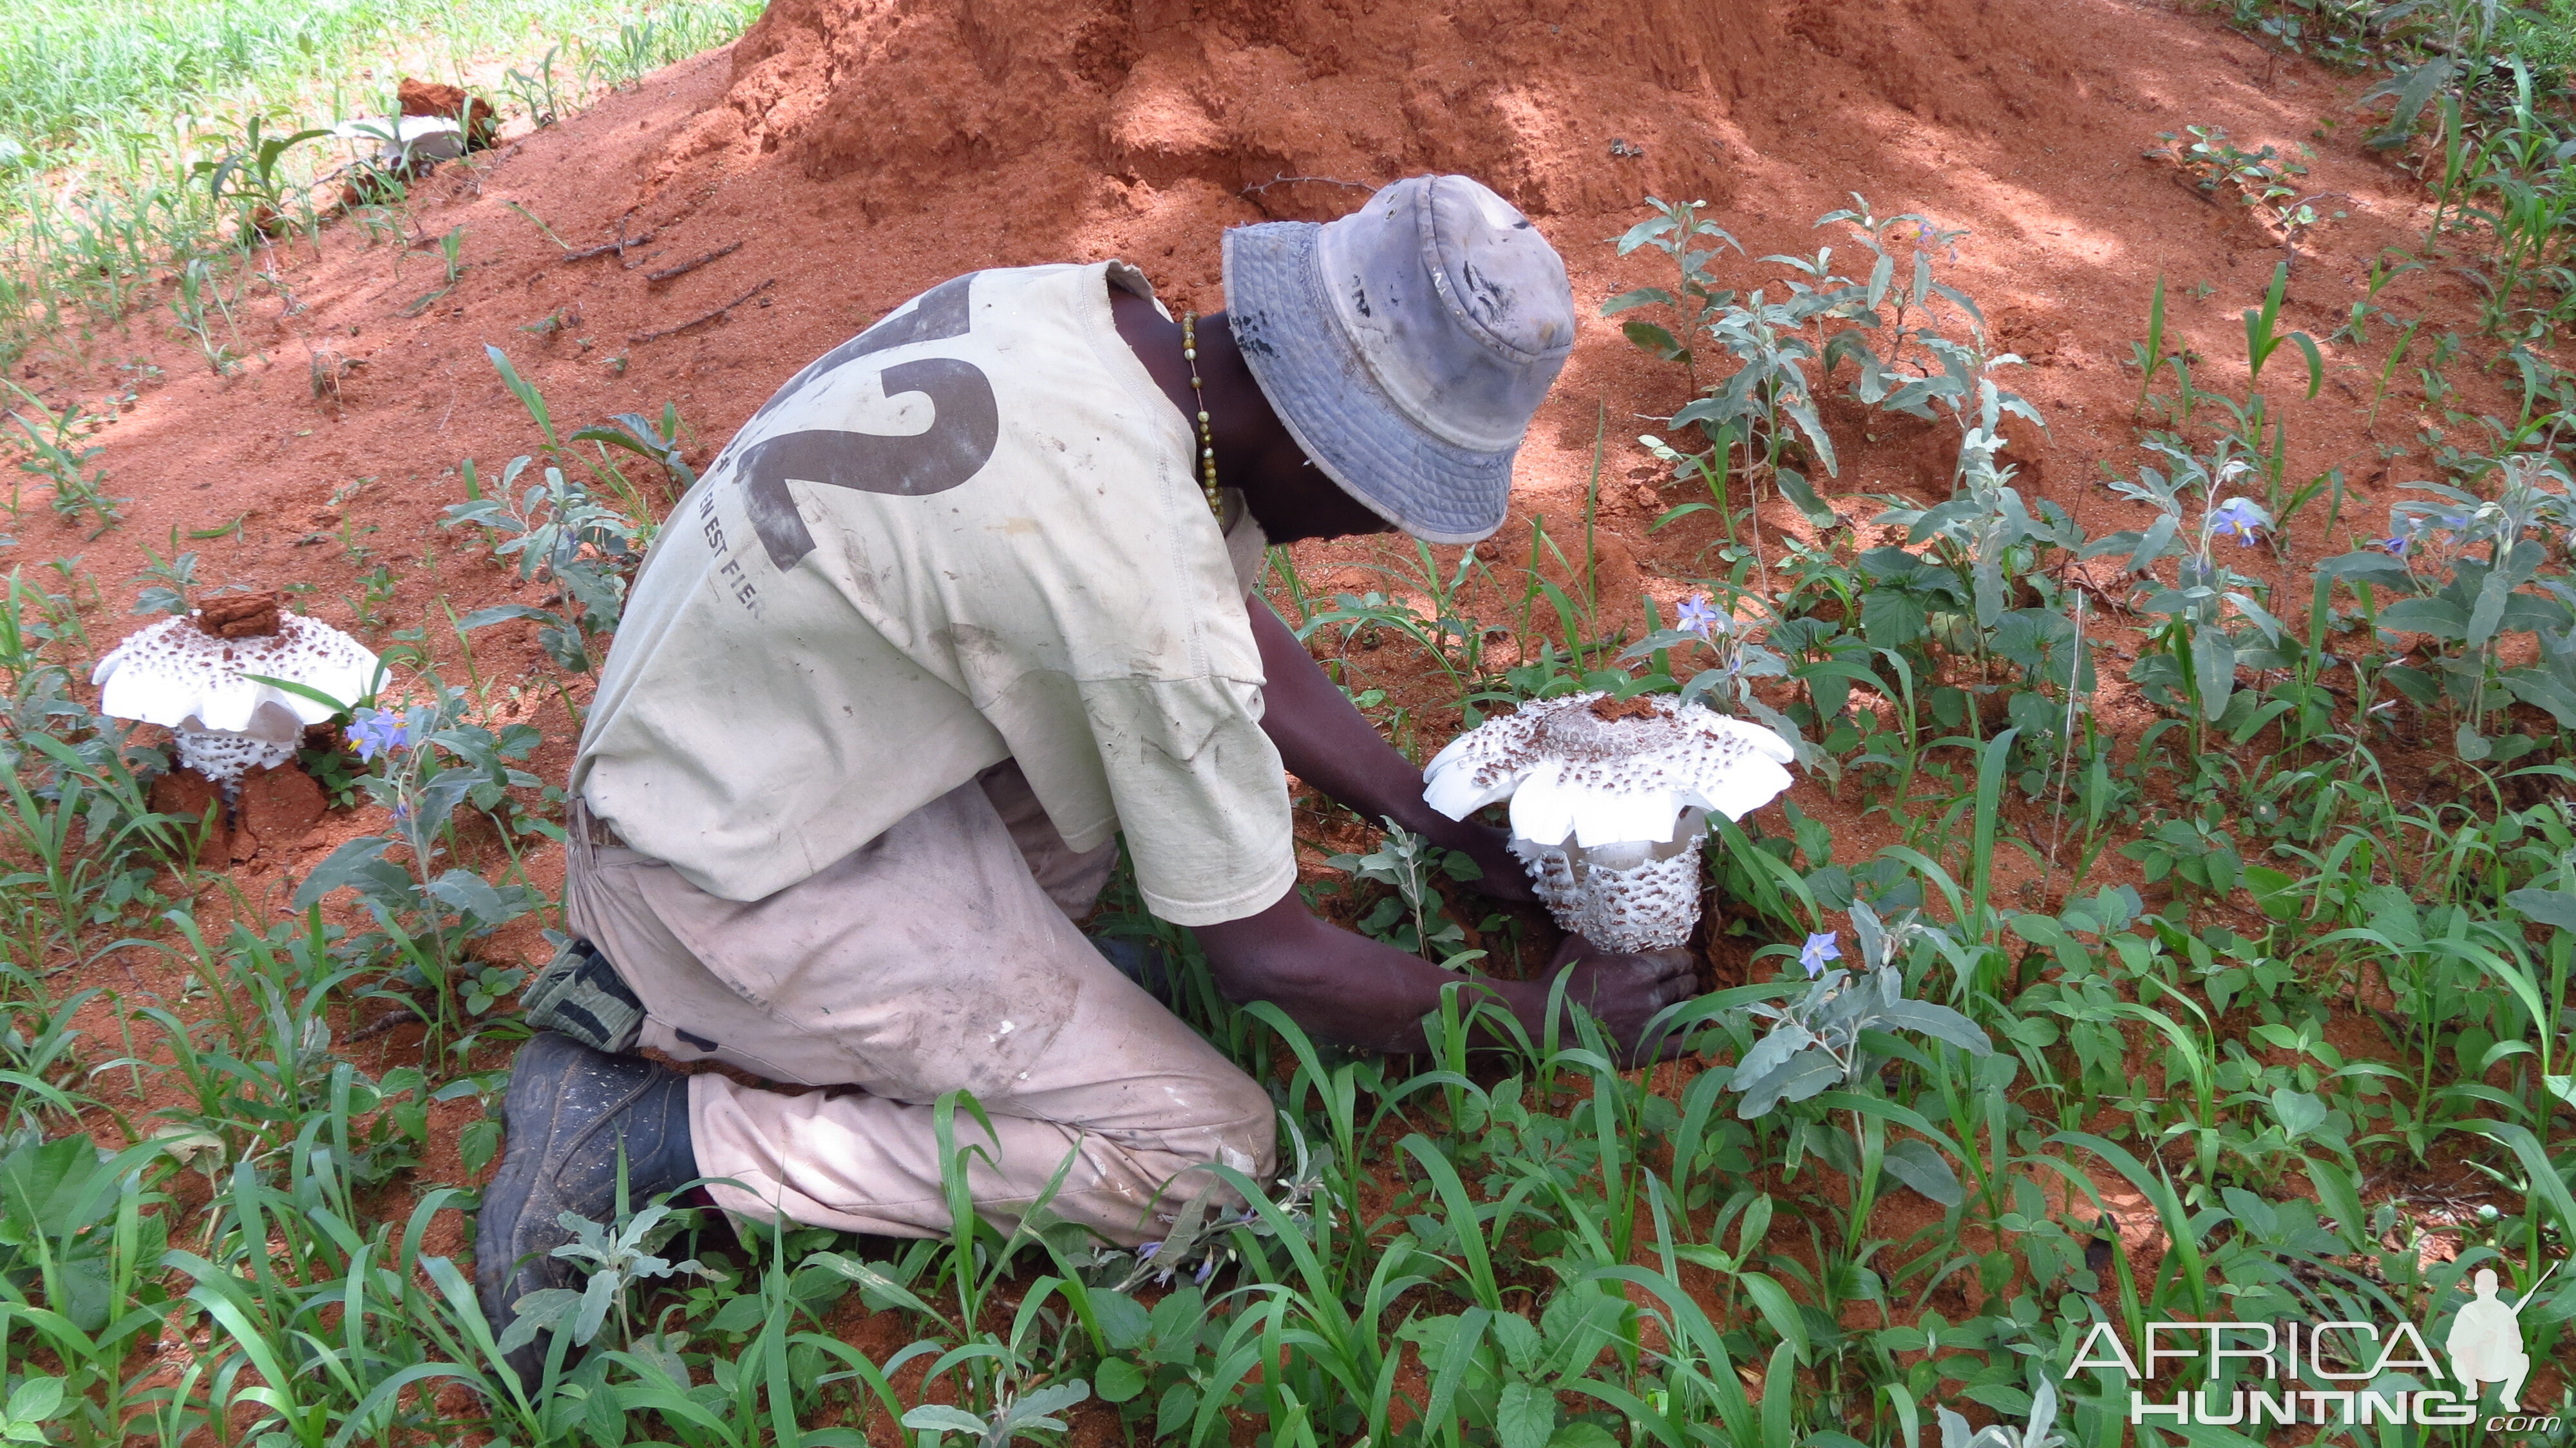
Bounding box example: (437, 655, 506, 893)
(1246, 598, 1533, 901)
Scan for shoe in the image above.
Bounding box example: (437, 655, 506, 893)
(520, 937, 646, 1053)
(475, 1032, 695, 1387)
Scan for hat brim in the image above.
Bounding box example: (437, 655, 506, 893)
(1222, 223, 1516, 546)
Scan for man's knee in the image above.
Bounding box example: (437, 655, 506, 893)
(1200, 1067, 1278, 1180)
(1212, 1094, 1278, 1183)
(1108, 1068, 1276, 1201)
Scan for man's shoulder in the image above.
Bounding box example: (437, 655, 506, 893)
(951, 262, 1110, 318)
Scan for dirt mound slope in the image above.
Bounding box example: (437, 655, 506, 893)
(690, 0, 2099, 218)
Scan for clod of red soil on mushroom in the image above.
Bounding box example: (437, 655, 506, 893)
(91, 598, 380, 794)
(396, 77, 500, 150)
(1423, 692, 1796, 952)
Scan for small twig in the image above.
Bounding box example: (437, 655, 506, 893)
(630, 278, 775, 344)
(348, 1007, 422, 1042)
(643, 240, 741, 284)
(564, 225, 658, 262)
(1240, 172, 1374, 197)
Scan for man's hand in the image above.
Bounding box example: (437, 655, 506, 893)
(1193, 883, 1701, 1064)
(1536, 934, 1700, 1067)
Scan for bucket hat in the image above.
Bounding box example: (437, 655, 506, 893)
(1221, 176, 1575, 544)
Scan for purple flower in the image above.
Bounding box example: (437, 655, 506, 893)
(2208, 497, 2269, 546)
(346, 707, 423, 763)
(2378, 531, 2414, 557)
(1799, 931, 1841, 978)
(1675, 593, 1725, 640)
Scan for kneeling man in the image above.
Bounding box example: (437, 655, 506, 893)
(476, 175, 1700, 1357)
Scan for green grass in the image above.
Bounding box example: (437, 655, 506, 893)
(0, 0, 753, 154)
(0, 0, 761, 370)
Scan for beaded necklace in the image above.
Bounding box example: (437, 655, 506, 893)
(1182, 312, 1222, 519)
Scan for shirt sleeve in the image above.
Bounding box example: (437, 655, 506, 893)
(1079, 674, 1296, 926)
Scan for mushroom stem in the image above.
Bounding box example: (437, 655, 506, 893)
(173, 725, 298, 794)
(1510, 806, 1710, 953)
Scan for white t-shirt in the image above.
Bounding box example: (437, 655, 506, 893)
(573, 262, 1294, 926)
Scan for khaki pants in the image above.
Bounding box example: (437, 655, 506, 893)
(562, 765, 1276, 1244)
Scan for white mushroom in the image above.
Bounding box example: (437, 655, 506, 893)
(330, 115, 464, 170)
(90, 595, 379, 792)
(1422, 691, 1796, 953)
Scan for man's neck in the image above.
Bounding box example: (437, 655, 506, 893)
(1107, 279, 1390, 543)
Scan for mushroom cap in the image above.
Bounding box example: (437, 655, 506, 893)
(91, 612, 379, 738)
(1423, 691, 1795, 848)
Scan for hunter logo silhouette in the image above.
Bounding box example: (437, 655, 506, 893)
(2449, 1265, 2548, 1412)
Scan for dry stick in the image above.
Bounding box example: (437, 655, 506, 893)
(348, 1007, 421, 1042)
(1241, 173, 1374, 196)
(643, 240, 741, 284)
(564, 225, 658, 262)
(630, 278, 775, 345)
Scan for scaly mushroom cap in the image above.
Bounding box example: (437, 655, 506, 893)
(91, 611, 379, 744)
(1423, 692, 1795, 848)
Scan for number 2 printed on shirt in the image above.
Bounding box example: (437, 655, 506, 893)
(733, 272, 999, 571)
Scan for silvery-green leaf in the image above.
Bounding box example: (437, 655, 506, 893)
(1877, 999, 1993, 1056)
(1882, 1138, 1962, 1208)
(2025, 1377, 2061, 1447)
(1732, 1020, 1814, 1086)
(2190, 627, 2235, 721)
(631, 1330, 690, 1386)
(900, 1405, 989, 1437)
(2506, 888, 2576, 933)
(1009, 1380, 1090, 1421)
(1850, 900, 1886, 969)
(495, 1287, 580, 1353)
(1737, 1051, 1844, 1119)
(573, 1269, 618, 1346)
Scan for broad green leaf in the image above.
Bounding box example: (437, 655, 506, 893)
(3, 1379, 59, 1425)
(1496, 1380, 1557, 1448)
(2269, 1088, 2327, 1139)
(1738, 1273, 1810, 1366)
(2190, 627, 2235, 721)
(1094, 1358, 1145, 1404)
(2506, 888, 2576, 933)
